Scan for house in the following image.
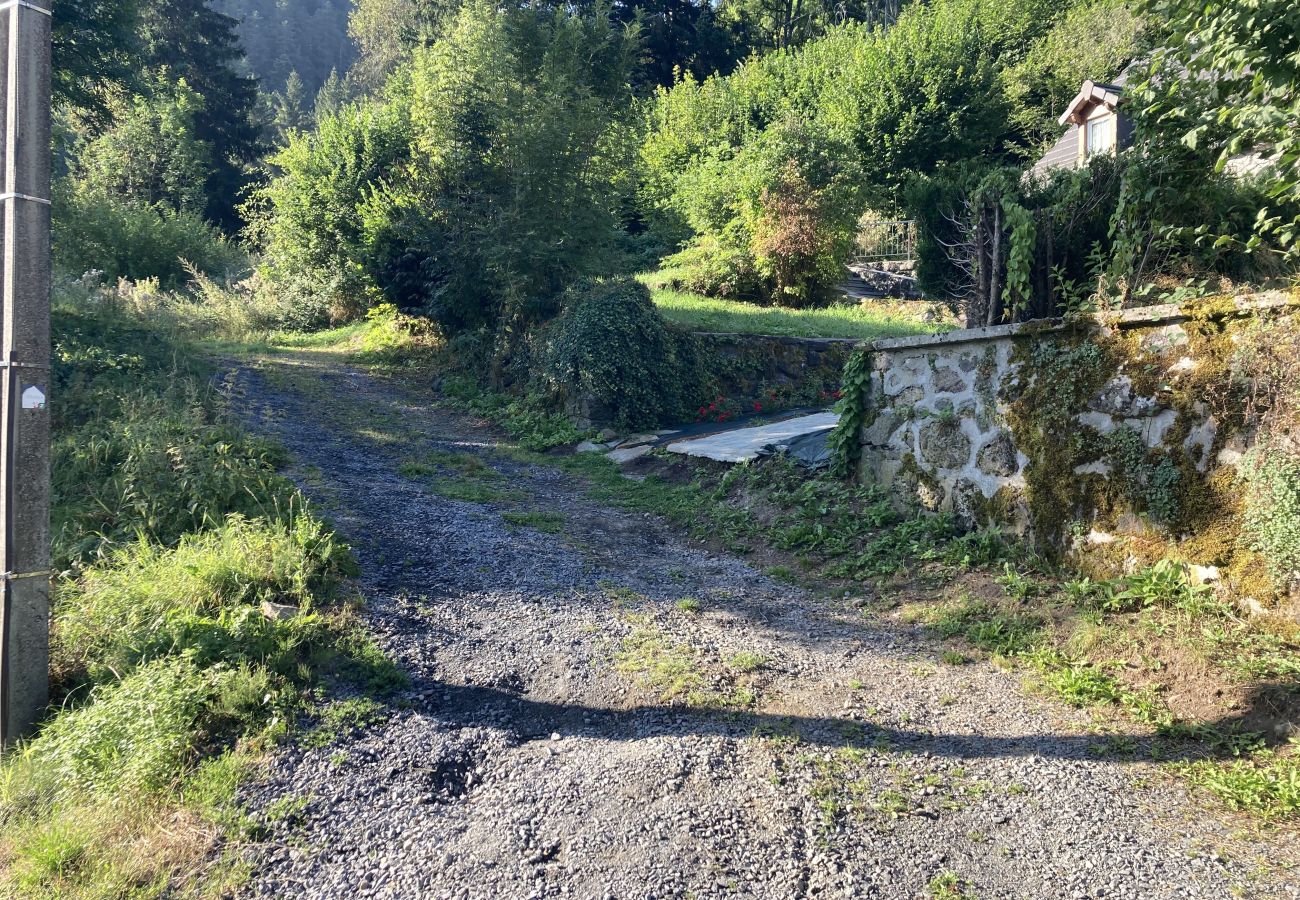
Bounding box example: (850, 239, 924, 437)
(1031, 67, 1134, 178)
(1033, 64, 1271, 179)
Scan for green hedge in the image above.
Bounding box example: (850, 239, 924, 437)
(536, 278, 708, 430)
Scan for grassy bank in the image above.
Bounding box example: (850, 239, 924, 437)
(640, 271, 950, 340)
(0, 284, 401, 899)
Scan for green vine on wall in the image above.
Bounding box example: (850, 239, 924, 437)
(829, 347, 873, 478)
(1001, 197, 1036, 317)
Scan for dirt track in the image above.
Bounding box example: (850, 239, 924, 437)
(227, 353, 1295, 900)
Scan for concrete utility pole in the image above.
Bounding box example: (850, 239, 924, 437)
(0, 0, 51, 745)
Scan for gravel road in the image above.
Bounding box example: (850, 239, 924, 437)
(227, 354, 1296, 900)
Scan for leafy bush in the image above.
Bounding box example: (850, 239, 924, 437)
(659, 237, 762, 300)
(73, 78, 213, 214)
(639, 0, 1070, 302)
(1141, 0, 1300, 261)
(257, 2, 637, 334)
(253, 98, 413, 323)
(53, 183, 248, 289)
(536, 278, 707, 429)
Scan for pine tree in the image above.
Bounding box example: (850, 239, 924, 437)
(315, 68, 350, 121)
(138, 0, 264, 228)
(53, 0, 143, 122)
(271, 71, 311, 143)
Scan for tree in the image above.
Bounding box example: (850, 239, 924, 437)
(315, 68, 350, 121)
(347, 0, 451, 94)
(75, 80, 213, 214)
(255, 98, 414, 317)
(1140, 0, 1300, 259)
(717, 0, 907, 54)
(608, 0, 739, 87)
(52, 0, 142, 121)
(259, 2, 639, 334)
(270, 71, 312, 143)
(639, 0, 1066, 298)
(138, 0, 264, 228)
(215, 0, 356, 97)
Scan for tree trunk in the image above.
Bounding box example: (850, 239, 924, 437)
(972, 205, 989, 328)
(987, 203, 1002, 327)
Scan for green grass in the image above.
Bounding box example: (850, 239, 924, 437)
(501, 510, 566, 533)
(614, 626, 710, 705)
(674, 597, 703, 614)
(927, 870, 973, 899)
(644, 279, 943, 340)
(728, 651, 768, 673)
(431, 479, 524, 504)
(1182, 745, 1300, 821)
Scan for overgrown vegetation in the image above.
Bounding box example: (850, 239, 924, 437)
(0, 286, 400, 899)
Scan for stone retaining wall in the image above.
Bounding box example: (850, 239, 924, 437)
(854, 292, 1298, 546)
(695, 332, 856, 407)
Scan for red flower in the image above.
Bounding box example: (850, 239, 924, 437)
(753, 401, 763, 412)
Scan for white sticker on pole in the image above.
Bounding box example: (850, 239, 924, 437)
(20, 385, 44, 409)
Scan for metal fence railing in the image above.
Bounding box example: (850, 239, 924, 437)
(852, 219, 917, 266)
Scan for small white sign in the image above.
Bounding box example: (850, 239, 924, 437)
(20, 385, 44, 410)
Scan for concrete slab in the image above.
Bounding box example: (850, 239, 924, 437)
(665, 412, 840, 464)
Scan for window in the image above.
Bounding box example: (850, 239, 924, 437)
(1086, 116, 1114, 156)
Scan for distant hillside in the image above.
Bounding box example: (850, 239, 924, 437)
(215, 0, 356, 97)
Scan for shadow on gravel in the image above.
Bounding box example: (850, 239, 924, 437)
(408, 676, 1272, 766)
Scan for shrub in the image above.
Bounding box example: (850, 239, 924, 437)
(750, 161, 850, 306)
(536, 278, 707, 429)
(73, 78, 213, 214)
(53, 184, 248, 289)
(256, 2, 637, 333)
(253, 98, 413, 322)
(48, 302, 315, 568)
(1242, 448, 1300, 594)
(651, 118, 864, 306)
(639, 0, 1069, 302)
(660, 236, 762, 300)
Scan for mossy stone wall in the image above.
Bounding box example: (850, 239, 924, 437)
(693, 332, 854, 411)
(855, 293, 1299, 569)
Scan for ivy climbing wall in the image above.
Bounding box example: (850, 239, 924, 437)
(853, 292, 1299, 560)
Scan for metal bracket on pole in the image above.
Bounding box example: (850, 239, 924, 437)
(0, 191, 49, 205)
(0, 360, 48, 369)
(1, 570, 48, 581)
(0, 1, 50, 15)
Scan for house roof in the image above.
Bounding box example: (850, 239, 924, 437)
(1058, 80, 1125, 125)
